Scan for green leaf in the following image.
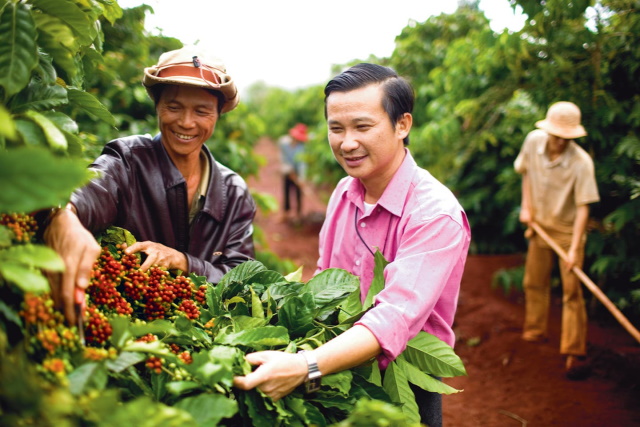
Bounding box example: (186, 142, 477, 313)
(68, 362, 108, 395)
(105, 351, 146, 373)
(186, 351, 229, 388)
(174, 394, 238, 426)
(250, 286, 264, 318)
(0, 262, 50, 293)
(129, 319, 178, 338)
(396, 357, 462, 394)
(382, 359, 420, 424)
(0, 147, 92, 213)
(364, 250, 390, 308)
(303, 268, 360, 320)
(23, 110, 67, 151)
(44, 111, 78, 134)
(99, 1, 124, 25)
(165, 381, 202, 397)
(284, 265, 304, 282)
(322, 370, 353, 396)
(218, 260, 267, 288)
(403, 331, 467, 377)
(0, 2, 38, 97)
(0, 104, 17, 140)
(0, 299, 23, 329)
(214, 325, 289, 348)
(32, 12, 78, 81)
(31, 0, 96, 46)
(99, 225, 138, 247)
(67, 87, 116, 126)
(9, 81, 68, 114)
(108, 314, 133, 349)
(0, 226, 12, 247)
(337, 287, 366, 325)
(276, 293, 316, 337)
(14, 118, 47, 148)
(122, 340, 176, 361)
(0, 244, 64, 270)
(102, 396, 195, 425)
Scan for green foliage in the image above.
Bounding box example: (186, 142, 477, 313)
(492, 265, 525, 296)
(0, 227, 465, 426)
(0, 0, 117, 199)
(381, 1, 640, 317)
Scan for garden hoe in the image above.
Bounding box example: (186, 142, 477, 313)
(529, 222, 640, 344)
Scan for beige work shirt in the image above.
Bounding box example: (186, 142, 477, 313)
(514, 129, 600, 234)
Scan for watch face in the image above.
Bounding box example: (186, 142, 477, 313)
(305, 376, 322, 394)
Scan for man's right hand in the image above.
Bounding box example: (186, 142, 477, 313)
(43, 205, 101, 325)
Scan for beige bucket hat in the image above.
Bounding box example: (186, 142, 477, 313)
(535, 101, 587, 139)
(143, 45, 239, 114)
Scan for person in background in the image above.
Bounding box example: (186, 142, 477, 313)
(43, 45, 257, 325)
(278, 123, 309, 223)
(515, 101, 600, 380)
(234, 63, 471, 427)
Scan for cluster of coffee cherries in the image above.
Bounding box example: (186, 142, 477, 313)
(84, 245, 209, 347)
(0, 212, 38, 243)
(19, 293, 83, 383)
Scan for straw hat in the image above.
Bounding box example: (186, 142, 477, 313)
(289, 123, 309, 142)
(535, 101, 587, 139)
(143, 45, 239, 114)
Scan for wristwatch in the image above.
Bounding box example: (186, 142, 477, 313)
(298, 350, 322, 393)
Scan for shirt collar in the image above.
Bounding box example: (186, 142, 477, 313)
(537, 134, 575, 168)
(342, 148, 416, 217)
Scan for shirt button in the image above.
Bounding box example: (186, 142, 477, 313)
(360, 222, 366, 228)
(356, 260, 361, 266)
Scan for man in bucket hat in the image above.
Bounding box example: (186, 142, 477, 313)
(514, 101, 599, 380)
(44, 45, 256, 325)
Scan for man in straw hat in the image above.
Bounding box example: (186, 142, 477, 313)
(514, 101, 599, 380)
(44, 45, 256, 325)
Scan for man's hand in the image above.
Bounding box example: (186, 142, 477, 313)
(233, 351, 308, 401)
(519, 206, 532, 225)
(564, 247, 579, 271)
(125, 241, 188, 273)
(44, 206, 100, 325)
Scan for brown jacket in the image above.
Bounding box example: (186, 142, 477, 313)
(71, 134, 256, 283)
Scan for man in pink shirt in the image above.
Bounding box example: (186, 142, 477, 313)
(235, 63, 470, 426)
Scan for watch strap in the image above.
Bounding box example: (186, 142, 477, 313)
(298, 350, 322, 393)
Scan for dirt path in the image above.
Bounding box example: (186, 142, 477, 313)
(246, 137, 640, 426)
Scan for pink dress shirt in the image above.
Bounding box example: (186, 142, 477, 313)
(316, 150, 471, 368)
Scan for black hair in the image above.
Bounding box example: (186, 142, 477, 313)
(149, 84, 225, 114)
(324, 63, 414, 145)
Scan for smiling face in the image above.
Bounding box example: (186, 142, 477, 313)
(326, 83, 411, 202)
(157, 85, 219, 163)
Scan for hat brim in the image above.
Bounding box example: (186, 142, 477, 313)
(143, 68, 239, 114)
(535, 119, 587, 139)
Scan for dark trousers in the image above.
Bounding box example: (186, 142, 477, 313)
(283, 174, 302, 215)
(380, 370, 443, 426)
(411, 382, 443, 427)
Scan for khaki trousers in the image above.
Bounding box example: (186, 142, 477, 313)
(522, 228, 587, 356)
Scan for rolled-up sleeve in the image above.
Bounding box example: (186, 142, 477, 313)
(355, 213, 470, 369)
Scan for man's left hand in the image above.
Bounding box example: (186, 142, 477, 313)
(564, 247, 579, 271)
(125, 241, 188, 272)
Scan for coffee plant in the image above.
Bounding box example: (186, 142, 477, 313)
(0, 221, 466, 426)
